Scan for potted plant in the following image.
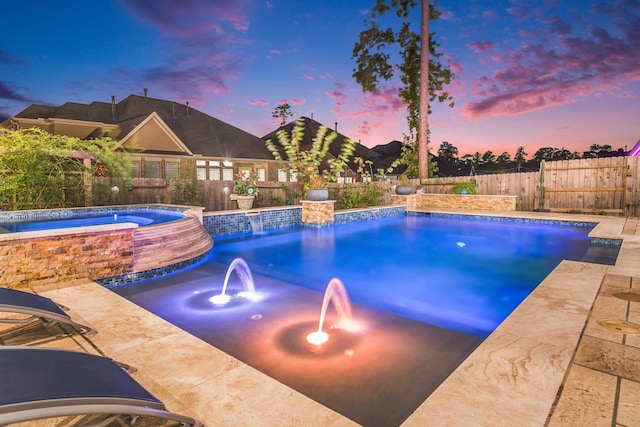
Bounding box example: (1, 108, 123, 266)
(265, 118, 356, 201)
(231, 171, 260, 209)
(452, 181, 477, 195)
(306, 175, 329, 201)
(395, 175, 413, 195)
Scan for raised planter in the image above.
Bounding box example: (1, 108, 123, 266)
(235, 195, 255, 210)
(395, 185, 413, 195)
(306, 189, 329, 201)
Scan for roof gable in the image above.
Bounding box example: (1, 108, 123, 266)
(117, 112, 192, 155)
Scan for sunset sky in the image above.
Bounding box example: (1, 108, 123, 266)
(1, 0, 638, 158)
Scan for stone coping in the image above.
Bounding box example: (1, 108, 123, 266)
(0, 221, 139, 241)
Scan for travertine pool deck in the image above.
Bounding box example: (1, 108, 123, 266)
(4, 211, 640, 426)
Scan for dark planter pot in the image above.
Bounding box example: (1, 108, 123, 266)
(306, 189, 329, 201)
(395, 185, 412, 195)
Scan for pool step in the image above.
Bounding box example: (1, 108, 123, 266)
(132, 216, 213, 273)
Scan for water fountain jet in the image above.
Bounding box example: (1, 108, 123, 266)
(209, 258, 256, 305)
(306, 278, 353, 346)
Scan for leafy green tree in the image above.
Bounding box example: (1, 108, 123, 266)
(584, 144, 613, 158)
(353, 0, 453, 178)
(436, 141, 458, 175)
(496, 152, 512, 167)
(437, 141, 458, 164)
(482, 150, 496, 164)
(0, 128, 130, 210)
(514, 146, 527, 171)
(272, 103, 295, 127)
(533, 147, 556, 162)
(555, 148, 577, 160)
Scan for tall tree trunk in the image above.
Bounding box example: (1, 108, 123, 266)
(418, 0, 430, 179)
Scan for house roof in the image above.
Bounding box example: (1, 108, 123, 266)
(9, 94, 274, 160)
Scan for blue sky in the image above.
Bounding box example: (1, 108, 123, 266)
(1, 0, 638, 157)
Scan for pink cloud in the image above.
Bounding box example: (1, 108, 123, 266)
(482, 10, 499, 20)
(290, 98, 306, 105)
(121, 0, 252, 35)
(304, 74, 315, 80)
(248, 99, 268, 106)
(326, 90, 345, 100)
(463, 9, 640, 120)
(467, 40, 496, 53)
(115, 0, 255, 101)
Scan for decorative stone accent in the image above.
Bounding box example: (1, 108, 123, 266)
(0, 228, 135, 290)
(0, 213, 212, 289)
(391, 195, 409, 206)
(400, 193, 517, 211)
(301, 200, 335, 225)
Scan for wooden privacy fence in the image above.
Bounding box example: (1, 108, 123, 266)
(94, 156, 640, 216)
(421, 156, 640, 216)
(541, 157, 632, 215)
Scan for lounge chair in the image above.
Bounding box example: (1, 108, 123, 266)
(0, 287, 96, 335)
(0, 346, 203, 426)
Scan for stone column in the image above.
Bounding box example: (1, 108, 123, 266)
(301, 200, 335, 226)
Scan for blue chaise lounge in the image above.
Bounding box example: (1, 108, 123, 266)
(0, 346, 202, 426)
(0, 287, 95, 335)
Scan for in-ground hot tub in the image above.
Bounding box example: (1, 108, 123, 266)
(0, 205, 213, 289)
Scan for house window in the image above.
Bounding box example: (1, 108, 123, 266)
(238, 167, 252, 178)
(257, 168, 266, 181)
(196, 159, 223, 180)
(196, 168, 207, 180)
(131, 161, 140, 178)
(222, 168, 234, 181)
(277, 169, 287, 182)
(144, 161, 161, 178)
(165, 162, 180, 180)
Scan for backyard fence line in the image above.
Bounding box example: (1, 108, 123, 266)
(92, 156, 639, 217)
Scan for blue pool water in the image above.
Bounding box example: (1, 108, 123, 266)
(113, 213, 619, 425)
(0, 210, 184, 233)
(209, 214, 614, 338)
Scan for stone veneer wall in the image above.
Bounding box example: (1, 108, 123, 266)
(301, 201, 334, 226)
(0, 227, 135, 290)
(394, 193, 517, 211)
(0, 205, 211, 290)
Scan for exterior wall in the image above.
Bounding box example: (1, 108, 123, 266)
(0, 205, 212, 289)
(0, 227, 135, 290)
(404, 193, 517, 211)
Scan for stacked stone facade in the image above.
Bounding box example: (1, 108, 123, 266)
(394, 194, 517, 211)
(0, 229, 134, 290)
(301, 201, 335, 225)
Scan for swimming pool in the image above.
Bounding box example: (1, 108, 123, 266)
(0, 209, 185, 233)
(114, 213, 619, 426)
(208, 214, 617, 338)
